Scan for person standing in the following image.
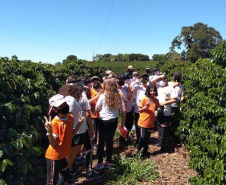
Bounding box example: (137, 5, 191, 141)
(138, 84, 160, 157)
(45, 94, 84, 185)
(132, 73, 149, 144)
(95, 78, 126, 170)
(155, 75, 177, 152)
(89, 76, 103, 151)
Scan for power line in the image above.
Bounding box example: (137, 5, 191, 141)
(96, 0, 115, 54)
(106, 0, 150, 53)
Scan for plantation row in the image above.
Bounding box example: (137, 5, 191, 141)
(0, 53, 225, 184)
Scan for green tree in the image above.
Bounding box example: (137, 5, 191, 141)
(62, 55, 77, 65)
(170, 22, 223, 62)
(152, 54, 167, 61)
(211, 40, 226, 68)
(165, 51, 182, 62)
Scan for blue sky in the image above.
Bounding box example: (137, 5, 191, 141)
(0, 0, 226, 64)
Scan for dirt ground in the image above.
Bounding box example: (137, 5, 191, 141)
(73, 131, 198, 185)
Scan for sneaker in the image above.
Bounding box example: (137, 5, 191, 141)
(94, 162, 105, 170)
(74, 156, 85, 165)
(86, 171, 104, 181)
(160, 147, 168, 153)
(142, 151, 153, 158)
(105, 162, 113, 169)
(67, 178, 76, 184)
(155, 142, 161, 147)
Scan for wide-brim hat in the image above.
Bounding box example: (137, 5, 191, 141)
(91, 76, 101, 81)
(126, 65, 135, 71)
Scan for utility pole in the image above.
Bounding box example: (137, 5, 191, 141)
(93, 50, 94, 62)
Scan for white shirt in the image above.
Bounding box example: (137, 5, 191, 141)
(65, 94, 91, 134)
(96, 94, 125, 120)
(133, 85, 146, 113)
(168, 82, 185, 107)
(156, 85, 177, 116)
(122, 85, 133, 113)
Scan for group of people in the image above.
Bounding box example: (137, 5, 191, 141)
(44, 65, 185, 185)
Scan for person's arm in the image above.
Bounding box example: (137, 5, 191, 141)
(169, 81, 180, 87)
(150, 74, 165, 84)
(139, 105, 148, 113)
(138, 98, 150, 113)
(180, 94, 185, 103)
(160, 98, 177, 106)
(121, 107, 126, 126)
(130, 79, 141, 88)
(88, 89, 104, 104)
(44, 116, 58, 148)
(73, 112, 84, 137)
(86, 110, 94, 137)
(126, 87, 133, 101)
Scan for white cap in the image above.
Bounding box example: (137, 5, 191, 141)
(48, 94, 66, 115)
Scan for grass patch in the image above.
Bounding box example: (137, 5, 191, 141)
(104, 151, 159, 185)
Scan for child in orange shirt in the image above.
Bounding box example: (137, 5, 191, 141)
(45, 94, 83, 185)
(137, 84, 160, 157)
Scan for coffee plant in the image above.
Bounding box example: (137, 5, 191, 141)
(0, 57, 105, 184)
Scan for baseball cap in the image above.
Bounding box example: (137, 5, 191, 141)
(173, 71, 182, 77)
(153, 67, 159, 72)
(124, 72, 132, 79)
(117, 73, 125, 79)
(48, 94, 66, 115)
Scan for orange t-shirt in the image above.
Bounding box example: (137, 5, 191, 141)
(138, 97, 160, 128)
(90, 87, 102, 118)
(45, 114, 74, 160)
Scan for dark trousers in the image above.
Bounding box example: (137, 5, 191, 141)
(97, 118, 118, 163)
(92, 118, 99, 144)
(138, 127, 151, 153)
(46, 158, 70, 185)
(119, 111, 134, 143)
(156, 116, 171, 148)
(170, 107, 180, 138)
(134, 112, 141, 143)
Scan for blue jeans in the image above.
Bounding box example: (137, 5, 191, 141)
(46, 158, 70, 185)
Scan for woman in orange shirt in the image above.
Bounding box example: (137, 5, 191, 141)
(137, 84, 160, 157)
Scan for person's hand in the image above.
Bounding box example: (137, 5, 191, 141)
(160, 101, 166, 106)
(78, 111, 84, 124)
(99, 89, 104, 94)
(120, 121, 125, 126)
(145, 100, 150, 107)
(44, 116, 52, 134)
(161, 74, 166, 79)
(174, 82, 180, 86)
